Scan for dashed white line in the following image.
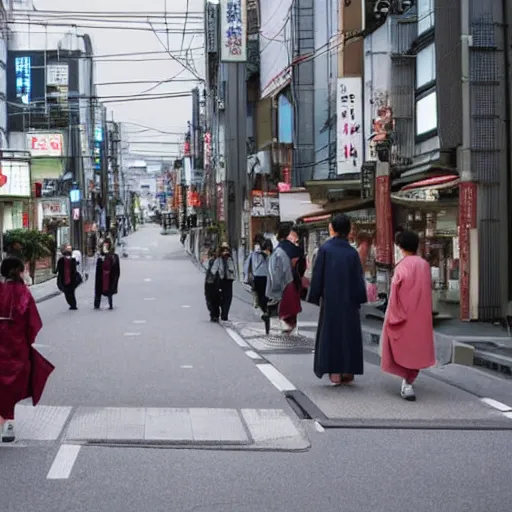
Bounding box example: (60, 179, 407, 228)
(143, 298, 156, 301)
(144, 278, 152, 282)
(124, 332, 141, 337)
(47, 445, 81, 480)
(225, 328, 249, 348)
(245, 350, 262, 360)
(133, 320, 147, 324)
(181, 305, 191, 308)
(180, 365, 194, 369)
(131, 255, 141, 259)
(480, 398, 512, 412)
(256, 364, 296, 392)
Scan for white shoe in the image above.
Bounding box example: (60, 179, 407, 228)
(1, 421, 15, 443)
(400, 380, 416, 401)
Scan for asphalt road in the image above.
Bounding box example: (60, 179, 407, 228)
(2, 225, 512, 512)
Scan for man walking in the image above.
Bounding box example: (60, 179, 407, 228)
(56, 245, 80, 310)
(308, 214, 367, 385)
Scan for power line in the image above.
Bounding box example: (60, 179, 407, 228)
(181, 0, 190, 55)
(96, 78, 201, 86)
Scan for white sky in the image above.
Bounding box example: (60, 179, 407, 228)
(31, 0, 205, 161)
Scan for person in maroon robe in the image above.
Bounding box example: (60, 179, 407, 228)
(94, 240, 121, 310)
(0, 256, 52, 443)
(56, 244, 80, 310)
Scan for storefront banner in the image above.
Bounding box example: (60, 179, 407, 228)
(337, 77, 363, 175)
(0, 161, 31, 197)
(459, 182, 477, 321)
(220, 0, 247, 62)
(28, 133, 64, 157)
(41, 199, 67, 217)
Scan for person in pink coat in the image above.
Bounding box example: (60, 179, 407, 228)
(380, 230, 435, 401)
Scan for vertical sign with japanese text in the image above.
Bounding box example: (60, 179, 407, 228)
(337, 77, 363, 174)
(220, 0, 247, 62)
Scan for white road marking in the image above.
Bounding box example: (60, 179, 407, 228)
(314, 421, 325, 433)
(144, 278, 152, 282)
(129, 246, 141, 250)
(145, 256, 153, 259)
(480, 398, 512, 412)
(225, 328, 249, 348)
(131, 255, 141, 259)
(47, 445, 81, 480)
(141, 248, 150, 252)
(180, 365, 194, 369)
(144, 298, 156, 301)
(133, 320, 147, 324)
(256, 364, 296, 391)
(503, 412, 512, 420)
(245, 350, 262, 360)
(33, 344, 51, 349)
(124, 332, 141, 337)
(181, 305, 191, 308)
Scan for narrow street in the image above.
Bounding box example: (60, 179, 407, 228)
(2, 225, 512, 512)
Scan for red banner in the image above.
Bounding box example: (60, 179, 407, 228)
(375, 174, 393, 266)
(459, 182, 477, 320)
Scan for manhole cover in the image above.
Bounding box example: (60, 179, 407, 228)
(261, 334, 315, 349)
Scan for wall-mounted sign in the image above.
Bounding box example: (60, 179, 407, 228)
(15, 56, 31, 104)
(220, 0, 247, 62)
(47, 64, 69, 86)
(0, 161, 31, 197)
(28, 133, 64, 157)
(206, 3, 218, 54)
(337, 77, 363, 175)
(41, 199, 67, 217)
(251, 191, 279, 217)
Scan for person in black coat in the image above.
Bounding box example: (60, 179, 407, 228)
(94, 240, 120, 310)
(56, 245, 80, 310)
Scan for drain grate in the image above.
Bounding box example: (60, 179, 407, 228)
(262, 334, 315, 349)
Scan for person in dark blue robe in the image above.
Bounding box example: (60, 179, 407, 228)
(308, 214, 367, 385)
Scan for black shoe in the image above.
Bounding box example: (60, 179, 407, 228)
(70, 307, 78, 310)
(210, 317, 219, 323)
(109, 306, 113, 310)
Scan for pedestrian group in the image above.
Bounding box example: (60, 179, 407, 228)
(206, 213, 435, 402)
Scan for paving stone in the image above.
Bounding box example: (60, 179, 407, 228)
(189, 408, 249, 443)
(144, 408, 193, 441)
(242, 408, 310, 450)
(14, 405, 72, 441)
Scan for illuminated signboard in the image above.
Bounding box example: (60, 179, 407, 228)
(15, 56, 31, 104)
(0, 161, 31, 197)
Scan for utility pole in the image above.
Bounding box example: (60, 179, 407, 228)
(224, 62, 247, 251)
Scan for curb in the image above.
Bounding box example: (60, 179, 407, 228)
(34, 291, 61, 304)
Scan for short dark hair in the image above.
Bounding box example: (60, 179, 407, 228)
(277, 224, 291, 240)
(253, 233, 264, 246)
(1, 256, 25, 280)
(396, 230, 419, 253)
(330, 214, 351, 237)
(262, 239, 273, 253)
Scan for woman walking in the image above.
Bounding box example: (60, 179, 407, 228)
(212, 243, 236, 321)
(204, 248, 221, 322)
(0, 257, 53, 442)
(56, 244, 80, 310)
(380, 230, 435, 401)
(94, 240, 121, 310)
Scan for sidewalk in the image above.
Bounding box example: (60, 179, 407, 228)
(29, 277, 60, 303)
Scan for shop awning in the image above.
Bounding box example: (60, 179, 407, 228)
(298, 197, 375, 223)
(278, 190, 323, 222)
(304, 179, 362, 204)
(391, 175, 459, 209)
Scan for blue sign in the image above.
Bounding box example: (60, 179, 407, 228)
(69, 188, 81, 203)
(15, 57, 31, 105)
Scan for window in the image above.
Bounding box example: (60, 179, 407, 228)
(416, 91, 437, 135)
(418, 0, 434, 35)
(416, 44, 436, 89)
(15, 56, 31, 105)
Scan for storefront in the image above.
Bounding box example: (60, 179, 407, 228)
(250, 190, 280, 245)
(38, 198, 69, 248)
(0, 155, 32, 237)
(391, 175, 460, 316)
